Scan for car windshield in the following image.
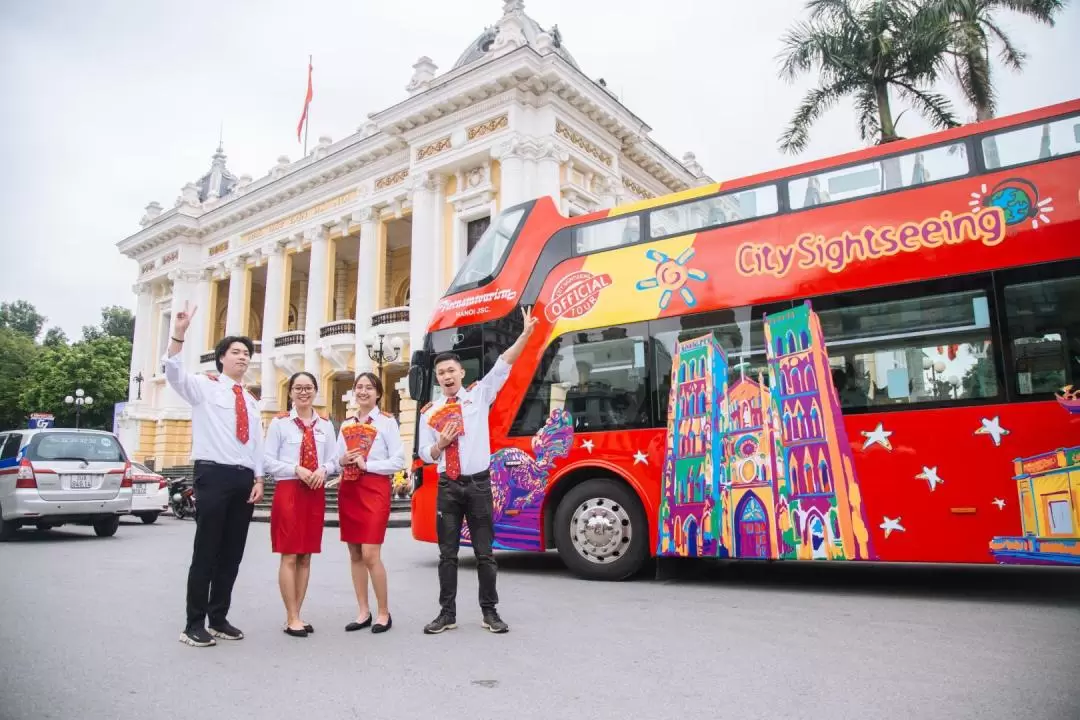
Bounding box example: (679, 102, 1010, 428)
(26, 433, 125, 463)
(446, 208, 526, 292)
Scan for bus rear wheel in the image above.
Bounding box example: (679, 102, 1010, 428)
(554, 478, 648, 581)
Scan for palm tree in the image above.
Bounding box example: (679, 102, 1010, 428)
(778, 0, 959, 155)
(931, 0, 1067, 122)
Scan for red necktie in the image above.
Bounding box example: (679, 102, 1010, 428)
(232, 385, 249, 444)
(444, 397, 461, 480)
(292, 417, 318, 472)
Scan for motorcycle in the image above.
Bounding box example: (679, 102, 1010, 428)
(168, 477, 196, 520)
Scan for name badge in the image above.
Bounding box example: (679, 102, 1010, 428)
(314, 431, 326, 441)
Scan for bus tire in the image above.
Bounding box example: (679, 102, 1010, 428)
(553, 478, 648, 581)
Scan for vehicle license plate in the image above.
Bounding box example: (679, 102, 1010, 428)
(133, 483, 148, 495)
(69, 475, 94, 489)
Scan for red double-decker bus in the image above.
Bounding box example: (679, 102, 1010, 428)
(408, 99, 1080, 580)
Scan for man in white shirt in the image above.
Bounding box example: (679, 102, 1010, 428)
(164, 301, 264, 648)
(418, 307, 538, 635)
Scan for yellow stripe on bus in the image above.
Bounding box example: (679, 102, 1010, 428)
(607, 182, 723, 217)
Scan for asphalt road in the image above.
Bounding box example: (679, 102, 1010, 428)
(1, 516, 1078, 720)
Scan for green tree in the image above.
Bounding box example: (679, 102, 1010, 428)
(99, 306, 135, 342)
(43, 327, 68, 347)
(933, 0, 1067, 123)
(0, 300, 46, 340)
(0, 328, 38, 429)
(20, 336, 132, 430)
(778, 0, 958, 155)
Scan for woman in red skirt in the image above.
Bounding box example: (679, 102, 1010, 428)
(335, 372, 405, 634)
(264, 371, 336, 638)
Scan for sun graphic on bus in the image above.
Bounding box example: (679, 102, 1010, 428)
(635, 246, 708, 310)
(968, 178, 1054, 229)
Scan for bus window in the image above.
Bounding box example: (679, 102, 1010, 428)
(813, 282, 1000, 409)
(1002, 266, 1080, 395)
(510, 323, 651, 436)
(572, 215, 641, 255)
(649, 185, 778, 239)
(788, 142, 969, 210)
(982, 113, 1080, 170)
(446, 207, 526, 292)
(650, 304, 787, 427)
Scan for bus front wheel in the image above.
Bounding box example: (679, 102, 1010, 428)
(553, 478, 648, 581)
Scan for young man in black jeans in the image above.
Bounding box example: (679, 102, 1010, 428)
(164, 301, 264, 647)
(418, 306, 537, 635)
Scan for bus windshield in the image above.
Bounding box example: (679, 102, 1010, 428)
(446, 207, 526, 293)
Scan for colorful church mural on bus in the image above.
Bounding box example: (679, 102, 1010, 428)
(657, 302, 875, 561)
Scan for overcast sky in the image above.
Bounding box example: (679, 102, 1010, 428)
(2, 0, 1078, 338)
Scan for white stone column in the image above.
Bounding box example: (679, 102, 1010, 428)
(304, 227, 330, 382)
(224, 256, 248, 335)
(493, 135, 527, 209)
(535, 140, 567, 208)
(128, 282, 154, 403)
(352, 207, 380, 373)
(186, 269, 213, 371)
(334, 259, 347, 321)
(261, 241, 287, 410)
(408, 173, 445, 354)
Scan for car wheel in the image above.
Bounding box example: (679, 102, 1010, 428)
(139, 513, 158, 525)
(93, 516, 120, 537)
(0, 510, 17, 542)
(553, 478, 649, 581)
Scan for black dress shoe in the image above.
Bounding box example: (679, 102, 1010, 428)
(372, 615, 392, 634)
(284, 626, 308, 638)
(345, 615, 372, 632)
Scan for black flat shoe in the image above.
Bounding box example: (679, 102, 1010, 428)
(303, 624, 314, 633)
(345, 615, 372, 632)
(284, 626, 308, 638)
(372, 615, 392, 633)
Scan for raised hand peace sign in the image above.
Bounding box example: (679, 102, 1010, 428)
(173, 300, 197, 335)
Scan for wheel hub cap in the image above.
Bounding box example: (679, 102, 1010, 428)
(570, 497, 632, 564)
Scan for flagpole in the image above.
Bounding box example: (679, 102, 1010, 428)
(303, 54, 311, 157)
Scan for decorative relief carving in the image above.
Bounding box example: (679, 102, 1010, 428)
(375, 169, 409, 190)
(161, 250, 180, 266)
(208, 240, 229, 257)
(467, 114, 509, 141)
(555, 121, 612, 167)
(622, 176, 655, 199)
(240, 190, 359, 244)
(416, 136, 452, 162)
(140, 261, 155, 275)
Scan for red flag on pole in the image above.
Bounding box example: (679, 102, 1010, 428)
(297, 56, 313, 143)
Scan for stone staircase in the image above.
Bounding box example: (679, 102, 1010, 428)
(157, 465, 411, 529)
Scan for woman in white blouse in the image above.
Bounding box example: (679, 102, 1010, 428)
(263, 371, 337, 638)
(335, 371, 405, 634)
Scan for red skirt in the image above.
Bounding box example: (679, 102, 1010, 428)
(270, 479, 326, 554)
(338, 472, 391, 545)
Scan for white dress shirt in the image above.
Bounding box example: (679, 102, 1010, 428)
(163, 350, 263, 476)
(334, 410, 406, 477)
(418, 357, 511, 476)
(262, 409, 338, 481)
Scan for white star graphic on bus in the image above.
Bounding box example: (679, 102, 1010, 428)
(581, 439, 594, 453)
(974, 416, 1009, 446)
(861, 423, 893, 451)
(880, 516, 905, 538)
(916, 466, 944, 492)
(633, 450, 648, 465)
(992, 498, 1006, 510)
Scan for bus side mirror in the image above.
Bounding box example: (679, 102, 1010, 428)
(408, 350, 428, 400)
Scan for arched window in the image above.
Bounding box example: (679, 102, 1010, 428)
(805, 365, 816, 391)
(819, 459, 832, 493)
(800, 330, 810, 350)
(776, 336, 785, 356)
(679, 362, 686, 383)
(786, 331, 797, 355)
(804, 461, 814, 494)
(791, 367, 802, 393)
(809, 405, 820, 438)
(699, 390, 707, 415)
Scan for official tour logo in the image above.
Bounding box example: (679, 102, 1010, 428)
(545, 270, 613, 322)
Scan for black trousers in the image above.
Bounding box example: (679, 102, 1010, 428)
(436, 471, 498, 616)
(186, 461, 255, 629)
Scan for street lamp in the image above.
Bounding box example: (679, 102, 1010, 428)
(132, 372, 144, 401)
(64, 388, 94, 430)
(364, 331, 403, 374)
